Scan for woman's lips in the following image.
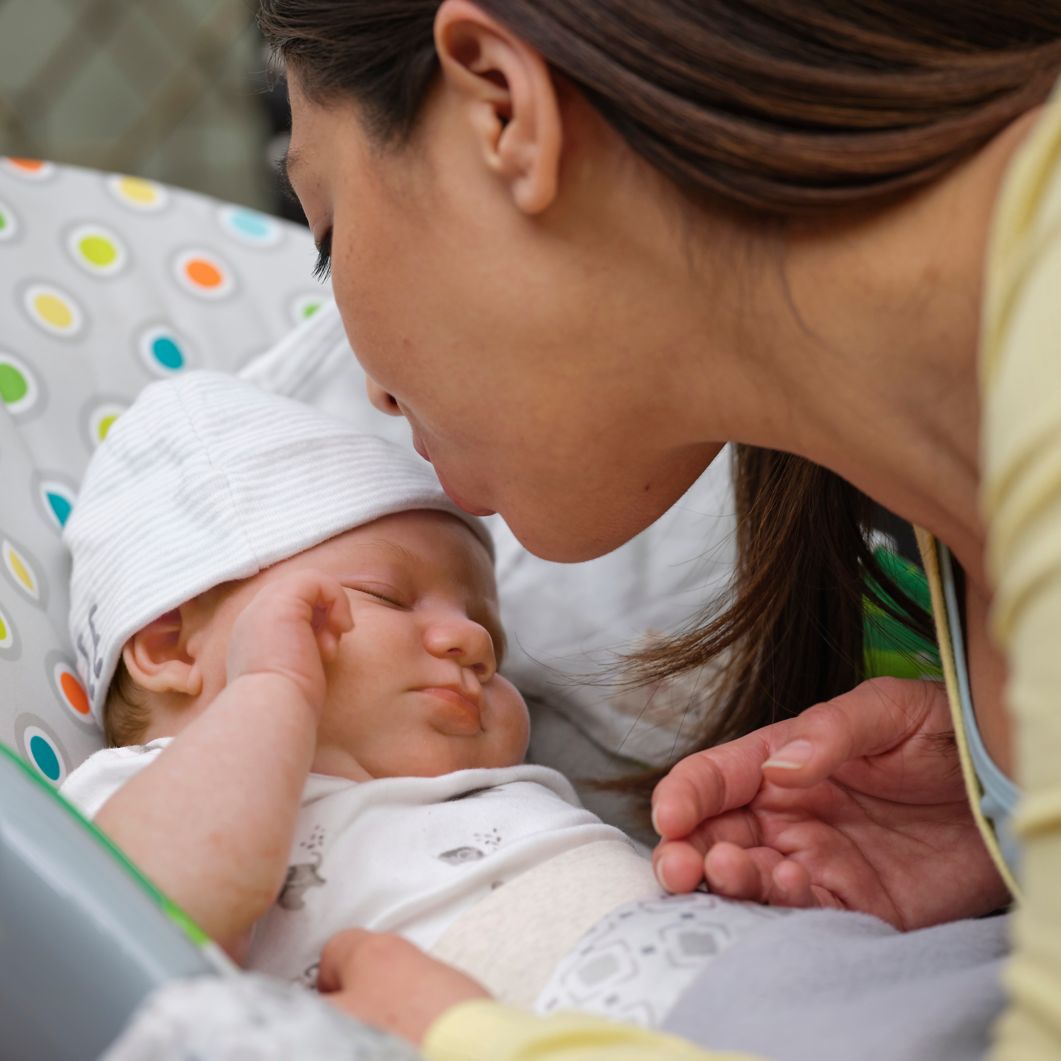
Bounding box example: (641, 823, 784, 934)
(411, 432, 496, 516)
(434, 466, 496, 517)
(412, 433, 430, 462)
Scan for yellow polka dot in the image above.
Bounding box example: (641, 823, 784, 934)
(34, 293, 73, 329)
(118, 176, 159, 205)
(3, 541, 38, 598)
(97, 414, 118, 441)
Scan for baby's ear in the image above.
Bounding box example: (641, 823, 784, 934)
(122, 608, 203, 697)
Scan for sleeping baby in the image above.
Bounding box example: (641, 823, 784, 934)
(60, 371, 783, 1029)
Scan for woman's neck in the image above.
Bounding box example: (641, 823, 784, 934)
(693, 109, 1041, 589)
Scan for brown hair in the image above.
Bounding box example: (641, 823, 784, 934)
(258, 1, 1061, 775)
(104, 657, 152, 748)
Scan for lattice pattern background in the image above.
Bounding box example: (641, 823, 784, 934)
(0, 0, 273, 210)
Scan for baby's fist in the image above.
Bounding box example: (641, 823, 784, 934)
(226, 570, 353, 712)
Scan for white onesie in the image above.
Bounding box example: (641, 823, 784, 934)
(61, 743, 661, 1002)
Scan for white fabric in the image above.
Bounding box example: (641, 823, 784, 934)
(432, 839, 661, 1006)
(62, 746, 642, 994)
(62, 370, 491, 723)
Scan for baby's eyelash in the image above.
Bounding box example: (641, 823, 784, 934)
(313, 230, 332, 282)
(359, 587, 403, 607)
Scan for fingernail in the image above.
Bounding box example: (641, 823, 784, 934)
(656, 852, 675, 891)
(651, 802, 662, 836)
(764, 740, 813, 769)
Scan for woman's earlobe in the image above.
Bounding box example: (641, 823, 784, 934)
(434, 0, 562, 215)
(122, 609, 203, 697)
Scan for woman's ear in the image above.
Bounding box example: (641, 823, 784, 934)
(434, 0, 562, 214)
(122, 608, 203, 698)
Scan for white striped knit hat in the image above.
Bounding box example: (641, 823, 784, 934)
(64, 370, 492, 725)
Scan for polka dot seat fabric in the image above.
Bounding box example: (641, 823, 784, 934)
(0, 156, 744, 841)
(0, 158, 329, 783)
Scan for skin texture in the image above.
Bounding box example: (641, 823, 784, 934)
(284, 2, 1040, 783)
(95, 510, 529, 959)
(274, 0, 1046, 1042)
(134, 510, 528, 778)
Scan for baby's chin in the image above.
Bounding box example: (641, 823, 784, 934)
(311, 736, 525, 782)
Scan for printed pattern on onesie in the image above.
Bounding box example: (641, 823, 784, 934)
(246, 765, 629, 988)
(535, 892, 790, 1028)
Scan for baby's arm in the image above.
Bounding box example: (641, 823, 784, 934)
(94, 570, 352, 957)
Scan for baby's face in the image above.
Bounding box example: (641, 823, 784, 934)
(198, 510, 529, 780)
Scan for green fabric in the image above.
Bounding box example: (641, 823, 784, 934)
(863, 548, 943, 681)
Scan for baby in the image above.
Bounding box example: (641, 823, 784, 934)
(61, 372, 780, 1028)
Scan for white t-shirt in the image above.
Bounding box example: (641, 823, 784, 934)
(61, 742, 648, 990)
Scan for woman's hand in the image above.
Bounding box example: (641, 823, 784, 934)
(226, 570, 353, 713)
(318, 928, 490, 1046)
(651, 677, 1010, 929)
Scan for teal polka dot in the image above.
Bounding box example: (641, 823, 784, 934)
(151, 336, 184, 370)
(29, 734, 60, 781)
(46, 491, 72, 526)
(230, 209, 272, 240)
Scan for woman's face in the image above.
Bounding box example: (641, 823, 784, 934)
(285, 69, 724, 563)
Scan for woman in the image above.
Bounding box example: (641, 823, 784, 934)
(259, 1, 1061, 1057)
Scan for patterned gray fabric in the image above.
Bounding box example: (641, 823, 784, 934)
(102, 973, 419, 1061)
(0, 159, 325, 783)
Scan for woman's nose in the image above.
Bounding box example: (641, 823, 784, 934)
(424, 617, 496, 680)
(366, 377, 403, 418)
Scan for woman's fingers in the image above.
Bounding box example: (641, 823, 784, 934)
(652, 730, 774, 838)
(760, 678, 933, 789)
(654, 679, 939, 843)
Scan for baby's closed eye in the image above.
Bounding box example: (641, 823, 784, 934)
(344, 583, 407, 608)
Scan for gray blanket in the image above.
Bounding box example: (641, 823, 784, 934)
(663, 909, 1010, 1061)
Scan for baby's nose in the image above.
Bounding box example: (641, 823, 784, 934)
(425, 619, 496, 679)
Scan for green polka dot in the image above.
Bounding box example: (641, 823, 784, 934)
(0, 211, 7, 233)
(79, 235, 118, 267)
(0, 362, 28, 406)
(301, 301, 322, 319)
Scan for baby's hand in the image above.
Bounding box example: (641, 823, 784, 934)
(318, 928, 490, 1046)
(226, 570, 353, 714)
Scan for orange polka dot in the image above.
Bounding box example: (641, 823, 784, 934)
(60, 671, 90, 715)
(9, 158, 44, 172)
(185, 258, 223, 288)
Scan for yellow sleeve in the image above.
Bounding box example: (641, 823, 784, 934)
(981, 83, 1061, 1056)
(422, 1000, 760, 1061)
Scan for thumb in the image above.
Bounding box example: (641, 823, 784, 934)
(317, 927, 370, 993)
(761, 678, 930, 788)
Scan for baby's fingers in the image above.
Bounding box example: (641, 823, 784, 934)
(309, 578, 354, 661)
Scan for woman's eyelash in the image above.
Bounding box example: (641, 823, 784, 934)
(313, 230, 332, 282)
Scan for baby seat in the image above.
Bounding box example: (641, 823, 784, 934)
(0, 158, 937, 1058)
(0, 155, 744, 1057)
(0, 159, 339, 1058)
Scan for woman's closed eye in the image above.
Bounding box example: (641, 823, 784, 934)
(313, 229, 332, 282)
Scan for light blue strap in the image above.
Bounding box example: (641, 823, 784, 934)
(938, 544, 1022, 879)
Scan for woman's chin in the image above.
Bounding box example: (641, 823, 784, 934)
(502, 510, 638, 564)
